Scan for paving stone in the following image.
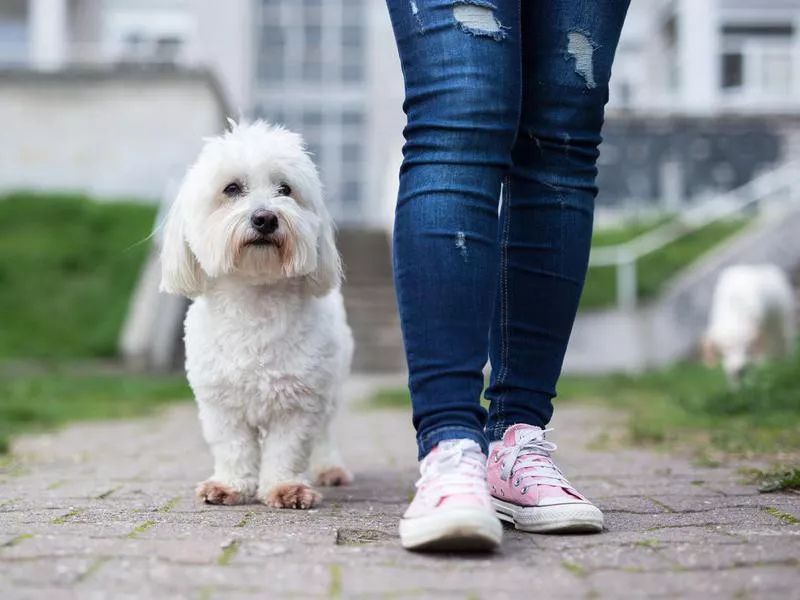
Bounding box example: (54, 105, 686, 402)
(587, 566, 800, 599)
(595, 495, 675, 514)
(86, 559, 333, 595)
(660, 541, 800, 570)
(0, 556, 97, 587)
(339, 565, 590, 597)
(647, 492, 800, 515)
(1, 378, 799, 598)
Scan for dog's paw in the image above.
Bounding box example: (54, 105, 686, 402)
(196, 480, 248, 505)
(261, 483, 322, 509)
(314, 466, 353, 487)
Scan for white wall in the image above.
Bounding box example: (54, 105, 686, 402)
(0, 70, 227, 201)
(192, 0, 253, 115)
(365, 1, 405, 231)
(564, 205, 800, 373)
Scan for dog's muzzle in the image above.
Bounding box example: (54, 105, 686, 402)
(247, 209, 280, 247)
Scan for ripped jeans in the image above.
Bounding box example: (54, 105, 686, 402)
(386, 0, 630, 459)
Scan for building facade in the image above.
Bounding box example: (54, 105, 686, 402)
(0, 0, 195, 69)
(0, 0, 104, 69)
(611, 0, 800, 114)
(191, 0, 405, 228)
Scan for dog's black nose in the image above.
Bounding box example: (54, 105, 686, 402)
(251, 210, 279, 235)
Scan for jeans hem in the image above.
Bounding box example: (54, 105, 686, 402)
(484, 418, 547, 444)
(418, 426, 488, 460)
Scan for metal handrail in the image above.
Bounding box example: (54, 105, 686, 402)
(588, 159, 800, 309)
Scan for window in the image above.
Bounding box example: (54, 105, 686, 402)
(303, 24, 324, 82)
(341, 25, 363, 51)
(342, 110, 364, 126)
(722, 25, 793, 38)
(342, 61, 364, 82)
(341, 142, 361, 164)
(761, 51, 791, 94)
(341, 180, 362, 206)
(721, 21, 794, 98)
(257, 26, 285, 82)
(303, 54, 323, 82)
(302, 110, 323, 128)
(721, 53, 743, 89)
(155, 37, 182, 63)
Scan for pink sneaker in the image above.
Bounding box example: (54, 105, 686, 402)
(488, 425, 603, 533)
(400, 439, 503, 552)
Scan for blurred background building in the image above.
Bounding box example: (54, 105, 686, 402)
(2, 0, 800, 374)
(5, 0, 800, 220)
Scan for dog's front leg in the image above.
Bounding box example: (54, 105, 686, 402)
(258, 410, 323, 509)
(309, 415, 353, 487)
(195, 400, 259, 505)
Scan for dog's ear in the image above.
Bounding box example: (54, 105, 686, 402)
(158, 196, 205, 298)
(306, 208, 343, 297)
(701, 338, 718, 368)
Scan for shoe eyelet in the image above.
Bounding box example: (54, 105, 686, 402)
(514, 478, 520, 487)
(522, 487, 528, 494)
(493, 454, 500, 463)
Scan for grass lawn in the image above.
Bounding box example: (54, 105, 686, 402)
(0, 192, 159, 359)
(0, 192, 190, 455)
(581, 217, 749, 310)
(556, 356, 800, 458)
(368, 348, 800, 473)
(0, 371, 190, 454)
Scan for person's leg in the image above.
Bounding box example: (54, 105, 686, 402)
(485, 0, 630, 440)
(386, 0, 520, 551)
(387, 0, 520, 460)
(483, 0, 630, 533)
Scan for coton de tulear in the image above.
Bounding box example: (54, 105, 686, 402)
(702, 264, 796, 385)
(159, 120, 353, 509)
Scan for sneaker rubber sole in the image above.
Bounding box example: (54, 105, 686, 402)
(492, 497, 604, 533)
(399, 507, 503, 552)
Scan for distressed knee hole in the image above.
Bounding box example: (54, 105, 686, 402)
(567, 31, 596, 89)
(453, 3, 505, 40)
(455, 231, 468, 262)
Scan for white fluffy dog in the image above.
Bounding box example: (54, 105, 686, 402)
(159, 120, 353, 509)
(702, 264, 796, 384)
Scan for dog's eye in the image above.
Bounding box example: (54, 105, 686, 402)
(277, 183, 292, 197)
(223, 182, 243, 197)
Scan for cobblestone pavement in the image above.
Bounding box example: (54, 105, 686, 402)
(1, 375, 799, 599)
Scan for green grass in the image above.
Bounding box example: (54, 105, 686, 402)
(581, 218, 749, 310)
(557, 351, 800, 456)
(0, 192, 190, 454)
(127, 520, 156, 539)
(217, 540, 240, 566)
(762, 507, 799, 525)
(367, 348, 800, 458)
(0, 371, 189, 454)
(0, 192, 158, 359)
(590, 217, 669, 247)
(741, 467, 800, 493)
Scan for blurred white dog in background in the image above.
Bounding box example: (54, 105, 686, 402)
(702, 264, 796, 385)
(159, 120, 353, 509)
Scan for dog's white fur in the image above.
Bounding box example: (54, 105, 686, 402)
(702, 264, 796, 384)
(159, 120, 353, 509)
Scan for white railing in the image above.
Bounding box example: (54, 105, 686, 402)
(0, 41, 199, 69)
(589, 160, 800, 310)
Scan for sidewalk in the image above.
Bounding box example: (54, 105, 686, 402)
(1, 375, 798, 599)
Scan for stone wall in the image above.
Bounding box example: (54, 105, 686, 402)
(0, 67, 230, 201)
(597, 114, 800, 209)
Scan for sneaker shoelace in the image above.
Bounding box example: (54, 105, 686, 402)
(496, 428, 572, 494)
(416, 440, 488, 501)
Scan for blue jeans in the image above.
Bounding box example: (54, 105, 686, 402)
(387, 0, 630, 459)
